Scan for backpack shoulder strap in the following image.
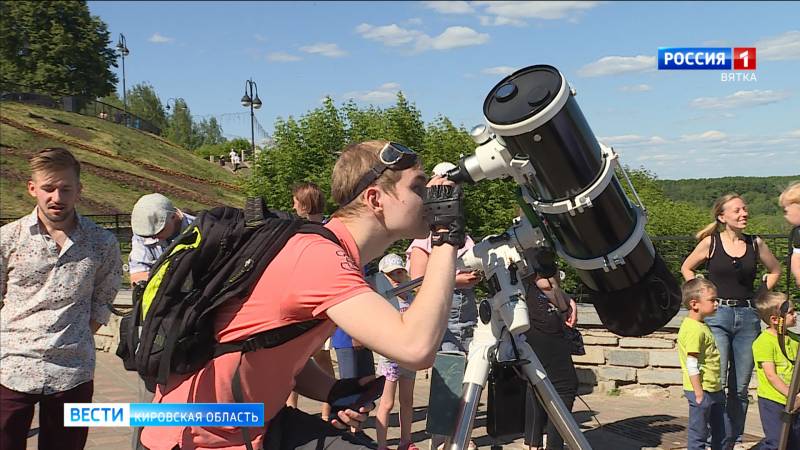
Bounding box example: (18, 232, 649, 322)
(297, 222, 339, 245)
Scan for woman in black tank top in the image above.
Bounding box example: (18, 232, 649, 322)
(681, 194, 781, 447)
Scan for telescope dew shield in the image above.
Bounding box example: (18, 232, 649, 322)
(483, 64, 680, 336)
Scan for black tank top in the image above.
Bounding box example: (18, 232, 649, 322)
(707, 231, 758, 300)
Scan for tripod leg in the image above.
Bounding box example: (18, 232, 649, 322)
(778, 348, 800, 450)
(516, 337, 592, 450)
(447, 321, 496, 450)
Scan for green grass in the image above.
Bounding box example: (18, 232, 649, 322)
(0, 102, 245, 218)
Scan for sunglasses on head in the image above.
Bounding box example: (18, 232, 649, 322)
(340, 142, 418, 206)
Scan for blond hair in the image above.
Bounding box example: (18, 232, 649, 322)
(681, 278, 717, 308)
(754, 291, 788, 325)
(695, 193, 743, 241)
(29, 147, 81, 179)
(779, 181, 800, 207)
(331, 140, 420, 219)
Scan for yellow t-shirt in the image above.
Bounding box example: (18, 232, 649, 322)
(753, 330, 799, 405)
(678, 317, 722, 392)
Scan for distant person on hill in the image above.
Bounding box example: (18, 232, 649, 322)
(1, 147, 122, 450)
(681, 193, 781, 446)
(779, 181, 800, 287)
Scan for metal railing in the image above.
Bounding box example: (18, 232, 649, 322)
(0, 82, 162, 135)
(1, 213, 795, 294)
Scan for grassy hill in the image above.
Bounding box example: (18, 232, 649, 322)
(0, 101, 245, 218)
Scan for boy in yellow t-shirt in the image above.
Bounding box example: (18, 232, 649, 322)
(678, 278, 727, 450)
(752, 291, 800, 449)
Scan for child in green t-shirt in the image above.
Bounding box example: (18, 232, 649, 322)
(752, 291, 800, 449)
(678, 278, 727, 450)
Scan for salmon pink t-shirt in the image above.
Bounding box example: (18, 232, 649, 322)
(141, 218, 373, 450)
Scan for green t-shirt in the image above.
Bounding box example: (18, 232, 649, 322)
(678, 317, 722, 392)
(753, 330, 799, 405)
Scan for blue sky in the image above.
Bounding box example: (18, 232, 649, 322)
(87, 1, 799, 180)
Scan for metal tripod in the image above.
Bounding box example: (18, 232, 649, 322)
(444, 303, 591, 450)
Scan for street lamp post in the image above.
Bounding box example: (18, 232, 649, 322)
(116, 34, 130, 126)
(240, 79, 262, 163)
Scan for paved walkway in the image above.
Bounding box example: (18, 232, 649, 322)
(24, 351, 767, 449)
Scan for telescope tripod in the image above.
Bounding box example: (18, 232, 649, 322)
(445, 313, 591, 450)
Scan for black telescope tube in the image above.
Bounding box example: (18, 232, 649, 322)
(482, 65, 680, 336)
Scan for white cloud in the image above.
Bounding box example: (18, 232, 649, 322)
(578, 55, 656, 77)
(598, 129, 799, 179)
(689, 90, 791, 109)
(299, 42, 347, 58)
(422, 1, 474, 14)
(619, 84, 653, 92)
(599, 135, 668, 146)
(478, 15, 527, 27)
(474, 1, 600, 26)
(481, 66, 517, 76)
(356, 23, 423, 47)
(755, 30, 800, 61)
(268, 52, 302, 62)
(405, 17, 423, 26)
(253, 33, 267, 43)
(680, 130, 728, 142)
(419, 26, 490, 51)
(356, 23, 488, 52)
(148, 32, 174, 44)
(342, 82, 401, 104)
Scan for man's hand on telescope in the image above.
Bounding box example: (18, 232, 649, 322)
(424, 176, 466, 248)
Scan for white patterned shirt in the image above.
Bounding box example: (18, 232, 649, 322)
(0, 208, 122, 394)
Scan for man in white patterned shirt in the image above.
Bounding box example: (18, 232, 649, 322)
(0, 147, 122, 450)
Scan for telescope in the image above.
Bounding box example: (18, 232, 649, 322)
(446, 64, 681, 337)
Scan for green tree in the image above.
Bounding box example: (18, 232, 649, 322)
(126, 83, 167, 131)
(193, 117, 225, 148)
(167, 98, 194, 149)
(247, 98, 343, 211)
(385, 92, 425, 151)
(0, 1, 118, 97)
(98, 90, 124, 109)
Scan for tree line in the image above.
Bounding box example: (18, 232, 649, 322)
(1, 0, 231, 155)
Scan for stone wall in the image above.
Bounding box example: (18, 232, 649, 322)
(570, 305, 762, 399)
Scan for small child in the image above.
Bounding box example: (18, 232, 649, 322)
(678, 278, 727, 450)
(752, 291, 800, 449)
(780, 181, 800, 288)
(374, 253, 419, 450)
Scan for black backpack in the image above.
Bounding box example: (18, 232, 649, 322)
(116, 199, 338, 392)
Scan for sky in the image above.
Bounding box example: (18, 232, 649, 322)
(87, 1, 800, 180)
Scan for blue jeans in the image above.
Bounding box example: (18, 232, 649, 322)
(440, 289, 478, 353)
(334, 347, 375, 379)
(704, 305, 761, 443)
(757, 396, 800, 450)
(685, 390, 727, 450)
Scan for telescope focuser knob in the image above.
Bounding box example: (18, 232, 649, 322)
(470, 124, 492, 145)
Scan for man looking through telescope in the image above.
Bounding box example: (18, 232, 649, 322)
(140, 140, 468, 450)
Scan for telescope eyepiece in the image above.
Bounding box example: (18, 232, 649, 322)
(444, 161, 475, 184)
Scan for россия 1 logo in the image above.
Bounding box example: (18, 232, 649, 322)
(658, 47, 757, 82)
